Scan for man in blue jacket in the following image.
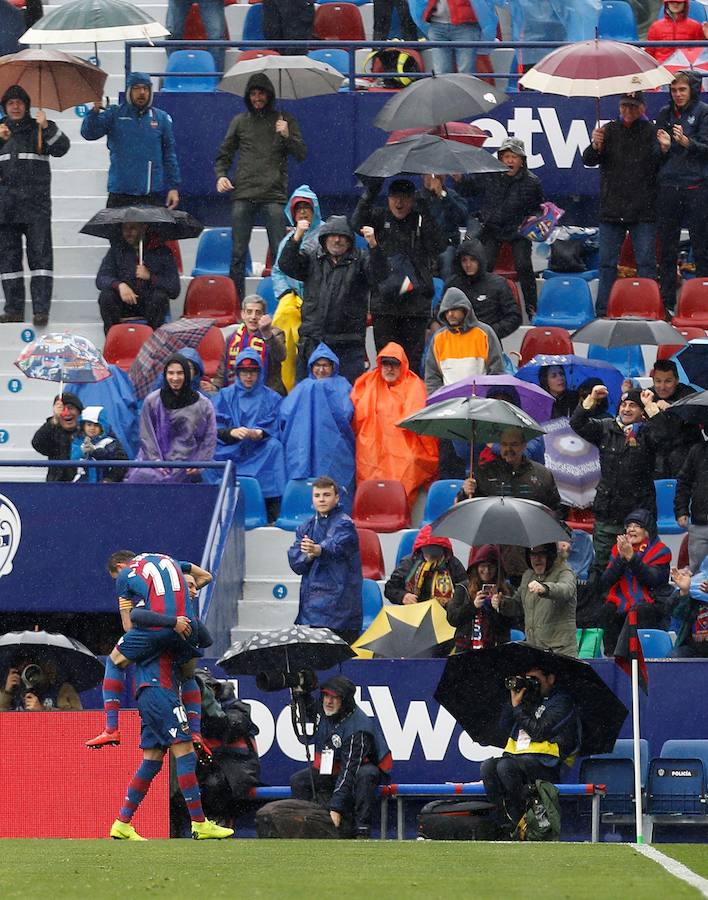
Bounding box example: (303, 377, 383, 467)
(81, 72, 181, 209)
(288, 475, 362, 644)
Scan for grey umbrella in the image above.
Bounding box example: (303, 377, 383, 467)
(431, 496, 570, 547)
(81, 206, 203, 242)
(572, 317, 688, 348)
(219, 55, 343, 100)
(356, 133, 507, 179)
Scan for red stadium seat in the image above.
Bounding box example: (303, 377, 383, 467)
(352, 480, 411, 532)
(607, 278, 665, 320)
(656, 326, 706, 361)
(677, 533, 689, 570)
(165, 240, 183, 275)
(492, 242, 518, 281)
(262, 245, 273, 278)
(518, 326, 574, 367)
(672, 280, 708, 329)
(103, 324, 154, 371)
(356, 527, 386, 580)
(183, 275, 240, 327)
(238, 49, 280, 61)
(313, 3, 365, 41)
(196, 325, 226, 379)
(566, 507, 595, 534)
(506, 278, 523, 314)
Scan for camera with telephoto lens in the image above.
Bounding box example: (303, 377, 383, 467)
(256, 667, 318, 694)
(504, 674, 540, 696)
(21, 664, 44, 691)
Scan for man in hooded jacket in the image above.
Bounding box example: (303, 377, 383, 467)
(0, 85, 70, 326)
(215, 73, 307, 303)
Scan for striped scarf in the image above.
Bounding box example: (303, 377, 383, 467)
(606, 537, 671, 613)
(225, 326, 269, 385)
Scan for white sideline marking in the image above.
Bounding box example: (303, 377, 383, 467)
(631, 844, 708, 898)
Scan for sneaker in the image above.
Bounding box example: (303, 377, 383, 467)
(191, 818, 235, 840)
(32, 313, 49, 327)
(0, 312, 24, 324)
(110, 819, 147, 841)
(192, 734, 213, 760)
(86, 729, 121, 749)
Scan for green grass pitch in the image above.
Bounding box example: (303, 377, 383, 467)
(3, 841, 706, 899)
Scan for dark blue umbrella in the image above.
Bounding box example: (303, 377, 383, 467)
(672, 339, 708, 391)
(516, 354, 625, 412)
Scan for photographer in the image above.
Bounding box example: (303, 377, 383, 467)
(480, 667, 579, 837)
(0, 658, 82, 711)
(289, 675, 392, 839)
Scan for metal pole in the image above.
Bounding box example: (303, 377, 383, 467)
(632, 657, 645, 844)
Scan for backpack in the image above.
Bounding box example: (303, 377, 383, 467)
(256, 799, 340, 839)
(417, 799, 499, 840)
(515, 780, 561, 841)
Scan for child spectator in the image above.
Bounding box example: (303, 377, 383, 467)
(446, 544, 513, 652)
(71, 405, 129, 483)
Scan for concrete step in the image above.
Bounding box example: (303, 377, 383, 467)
(53, 142, 108, 170)
(54, 245, 108, 275)
(235, 598, 299, 631)
(50, 196, 108, 219)
(52, 168, 108, 195)
(242, 577, 301, 605)
(244, 527, 298, 579)
(0, 422, 38, 451)
(53, 221, 110, 246)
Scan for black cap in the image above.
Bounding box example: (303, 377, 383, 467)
(53, 392, 83, 412)
(621, 388, 643, 407)
(619, 91, 644, 106)
(388, 178, 416, 197)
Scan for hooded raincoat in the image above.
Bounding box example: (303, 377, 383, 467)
(70, 405, 129, 483)
(647, 1, 706, 63)
(272, 184, 323, 298)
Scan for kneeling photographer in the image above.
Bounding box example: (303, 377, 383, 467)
(290, 675, 392, 839)
(480, 667, 579, 837)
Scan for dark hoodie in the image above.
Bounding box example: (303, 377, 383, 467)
(214, 73, 307, 203)
(458, 161, 543, 241)
(656, 69, 708, 187)
(443, 239, 522, 339)
(31, 392, 83, 482)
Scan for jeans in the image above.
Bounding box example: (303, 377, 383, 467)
(426, 22, 480, 75)
(596, 221, 657, 316)
(373, 0, 418, 41)
(229, 200, 287, 304)
(657, 182, 708, 310)
(166, 0, 226, 70)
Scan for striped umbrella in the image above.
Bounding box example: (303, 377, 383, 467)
(20, 0, 168, 46)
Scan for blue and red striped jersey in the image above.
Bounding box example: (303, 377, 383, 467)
(115, 552, 195, 622)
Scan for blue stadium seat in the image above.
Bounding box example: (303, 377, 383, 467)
(598, 1, 638, 41)
(661, 740, 708, 781)
(568, 529, 594, 583)
(242, 4, 265, 42)
(421, 479, 464, 526)
(395, 529, 418, 565)
(192, 228, 252, 278)
(255, 276, 278, 315)
(510, 629, 525, 641)
(433, 277, 444, 309)
(532, 277, 595, 329)
(163, 50, 218, 92)
(647, 757, 707, 816)
(236, 476, 268, 530)
(587, 343, 645, 378)
(655, 478, 684, 535)
(580, 739, 649, 817)
(638, 629, 674, 659)
(275, 478, 316, 531)
(542, 268, 599, 283)
(362, 578, 384, 631)
(308, 48, 350, 76)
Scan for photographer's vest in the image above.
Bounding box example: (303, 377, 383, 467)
(504, 702, 578, 766)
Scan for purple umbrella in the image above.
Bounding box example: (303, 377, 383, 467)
(543, 416, 600, 509)
(427, 375, 555, 424)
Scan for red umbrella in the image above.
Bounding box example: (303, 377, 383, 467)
(387, 122, 489, 148)
(0, 48, 106, 111)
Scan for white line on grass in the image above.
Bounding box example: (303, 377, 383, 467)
(631, 844, 708, 898)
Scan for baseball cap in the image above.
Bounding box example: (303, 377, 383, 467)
(619, 91, 644, 106)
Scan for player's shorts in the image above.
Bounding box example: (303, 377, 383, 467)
(137, 686, 193, 749)
(116, 624, 202, 665)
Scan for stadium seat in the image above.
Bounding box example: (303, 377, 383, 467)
(308, 48, 350, 75)
(165, 240, 183, 274)
(395, 529, 418, 565)
(510, 629, 525, 641)
(193, 228, 232, 277)
(598, 0, 638, 41)
(242, 3, 265, 42)
(646, 757, 707, 816)
(352, 480, 411, 532)
(606, 278, 665, 320)
(362, 578, 384, 631)
(492, 242, 518, 281)
(568, 529, 594, 583)
(183, 275, 240, 327)
(518, 326, 574, 367)
(579, 738, 650, 817)
(255, 276, 278, 315)
(678, 532, 689, 569)
(163, 50, 218, 92)
(672, 280, 708, 329)
(661, 740, 708, 780)
(103, 323, 153, 371)
(196, 325, 226, 379)
(532, 277, 595, 329)
(576, 628, 604, 659)
(433, 277, 444, 309)
(655, 478, 684, 535)
(238, 49, 280, 61)
(421, 479, 464, 526)
(357, 527, 386, 580)
(237, 476, 268, 529)
(542, 268, 599, 282)
(638, 629, 673, 659)
(656, 326, 706, 360)
(566, 507, 595, 534)
(274, 478, 317, 530)
(587, 343, 645, 378)
(313, 3, 365, 41)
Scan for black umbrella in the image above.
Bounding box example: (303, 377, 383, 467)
(373, 73, 508, 132)
(80, 206, 204, 242)
(572, 317, 687, 349)
(356, 133, 507, 179)
(666, 389, 708, 424)
(431, 496, 570, 547)
(434, 642, 628, 756)
(217, 625, 354, 677)
(673, 339, 708, 390)
(0, 630, 104, 693)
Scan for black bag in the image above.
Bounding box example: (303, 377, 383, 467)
(417, 798, 499, 841)
(256, 799, 340, 839)
(549, 239, 586, 273)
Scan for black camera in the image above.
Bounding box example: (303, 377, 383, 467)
(504, 674, 540, 695)
(256, 667, 318, 694)
(21, 664, 44, 691)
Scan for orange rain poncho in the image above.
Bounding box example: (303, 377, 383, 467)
(350, 342, 438, 504)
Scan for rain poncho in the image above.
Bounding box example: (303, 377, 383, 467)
(73, 364, 140, 458)
(351, 342, 438, 504)
(271, 184, 323, 299)
(279, 343, 355, 492)
(70, 405, 129, 483)
(497, 0, 600, 67)
(272, 290, 303, 393)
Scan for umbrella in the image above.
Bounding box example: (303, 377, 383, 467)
(0, 48, 106, 112)
(666, 388, 708, 424)
(219, 55, 344, 100)
(387, 121, 489, 147)
(356, 133, 507, 179)
(543, 416, 600, 509)
(670, 339, 708, 391)
(434, 642, 629, 756)
(515, 354, 625, 414)
(662, 47, 708, 78)
(373, 73, 507, 132)
(128, 318, 214, 399)
(427, 374, 555, 425)
(351, 601, 454, 660)
(14, 331, 111, 395)
(0, 630, 104, 693)
(571, 317, 687, 349)
(20, 0, 168, 45)
(217, 625, 354, 676)
(80, 206, 204, 243)
(431, 496, 570, 547)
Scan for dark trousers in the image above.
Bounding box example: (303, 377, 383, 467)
(600, 602, 663, 656)
(295, 337, 367, 385)
(230, 199, 287, 304)
(481, 233, 537, 315)
(657, 182, 708, 310)
(481, 754, 560, 828)
(107, 192, 163, 208)
(372, 314, 427, 376)
(596, 221, 657, 316)
(585, 520, 625, 611)
(262, 0, 314, 54)
(0, 219, 53, 316)
(290, 763, 381, 833)
(372, 0, 418, 40)
(98, 286, 170, 335)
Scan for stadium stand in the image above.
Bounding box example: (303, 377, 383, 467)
(532, 277, 595, 329)
(183, 275, 240, 326)
(357, 527, 386, 580)
(102, 323, 153, 371)
(352, 480, 411, 532)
